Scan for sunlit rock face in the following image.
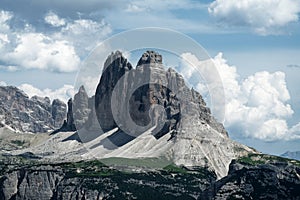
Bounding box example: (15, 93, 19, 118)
(0, 86, 66, 133)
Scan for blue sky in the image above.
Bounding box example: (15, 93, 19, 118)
(0, 0, 300, 155)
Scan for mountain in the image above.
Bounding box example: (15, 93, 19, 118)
(1, 50, 300, 199)
(92, 50, 252, 178)
(281, 151, 300, 161)
(33, 50, 252, 178)
(2, 51, 253, 179)
(0, 86, 66, 133)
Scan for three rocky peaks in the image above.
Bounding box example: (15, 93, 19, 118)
(0, 50, 253, 178)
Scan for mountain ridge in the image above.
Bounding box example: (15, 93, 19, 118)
(1, 50, 300, 199)
(281, 151, 300, 161)
(0, 86, 66, 133)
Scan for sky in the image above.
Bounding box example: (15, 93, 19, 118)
(0, 0, 300, 155)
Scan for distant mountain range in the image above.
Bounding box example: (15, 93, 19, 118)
(281, 151, 300, 161)
(0, 86, 66, 133)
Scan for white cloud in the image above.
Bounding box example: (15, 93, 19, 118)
(18, 83, 75, 102)
(3, 33, 80, 72)
(209, 0, 300, 34)
(125, 0, 205, 12)
(76, 76, 100, 96)
(57, 19, 112, 55)
(0, 34, 9, 43)
(0, 11, 12, 49)
(125, 4, 145, 13)
(180, 52, 300, 141)
(0, 81, 7, 86)
(0, 10, 13, 32)
(0, 65, 19, 72)
(44, 11, 66, 27)
(0, 9, 112, 73)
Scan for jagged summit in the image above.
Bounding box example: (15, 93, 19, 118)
(93, 50, 252, 178)
(103, 50, 132, 72)
(137, 50, 163, 66)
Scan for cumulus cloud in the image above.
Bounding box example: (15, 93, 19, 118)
(18, 83, 75, 102)
(57, 19, 112, 55)
(44, 11, 66, 27)
(209, 0, 300, 34)
(3, 33, 80, 72)
(180, 52, 300, 141)
(0, 9, 112, 73)
(0, 11, 12, 49)
(0, 10, 12, 32)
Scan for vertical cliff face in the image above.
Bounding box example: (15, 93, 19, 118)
(95, 51, 133, 132)
(73, 85, 90, 129)
(51, 99, 67, 128)
(1, 155, 299, 200)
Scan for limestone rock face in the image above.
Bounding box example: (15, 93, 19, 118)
(137, 50, 162, 65)
(94, 51, 227, 139)
(73, 85, 90, 129)
(1, 158, 299, 199)
(55, 98, 76, 133)
(0, 86, 66, 133)
(95, 51, 133, 132)
(51, 99, 67, 128)
(202, 158, 300, 199)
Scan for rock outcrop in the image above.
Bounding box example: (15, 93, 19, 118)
(0, 86, 66, 133)
(1, 155, 299, 200)
(95, 50, 133, 132)
(73, 85, 90, 129)
(53, 86, 96, 134)
(51, 99, 67, 127)
(202, 155, 300, 199)
(53, 98, 76, 133)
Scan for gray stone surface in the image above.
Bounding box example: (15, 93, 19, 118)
(94, 50, 227, 139)
(95, 50, 133, 132)
(0, 158, 299, 200)
(202, 159, 300, 199)
(52, 99, 67, 128)
(73, 85, 90, 129)
(0, 86, 66, 133)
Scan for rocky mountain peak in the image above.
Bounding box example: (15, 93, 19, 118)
(0, 86, 66, 133)
(137, 50, 163, 66)
(2, 50, 251, 179)
(103, 50, 132, 72)
(92, 50, 250, 178)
